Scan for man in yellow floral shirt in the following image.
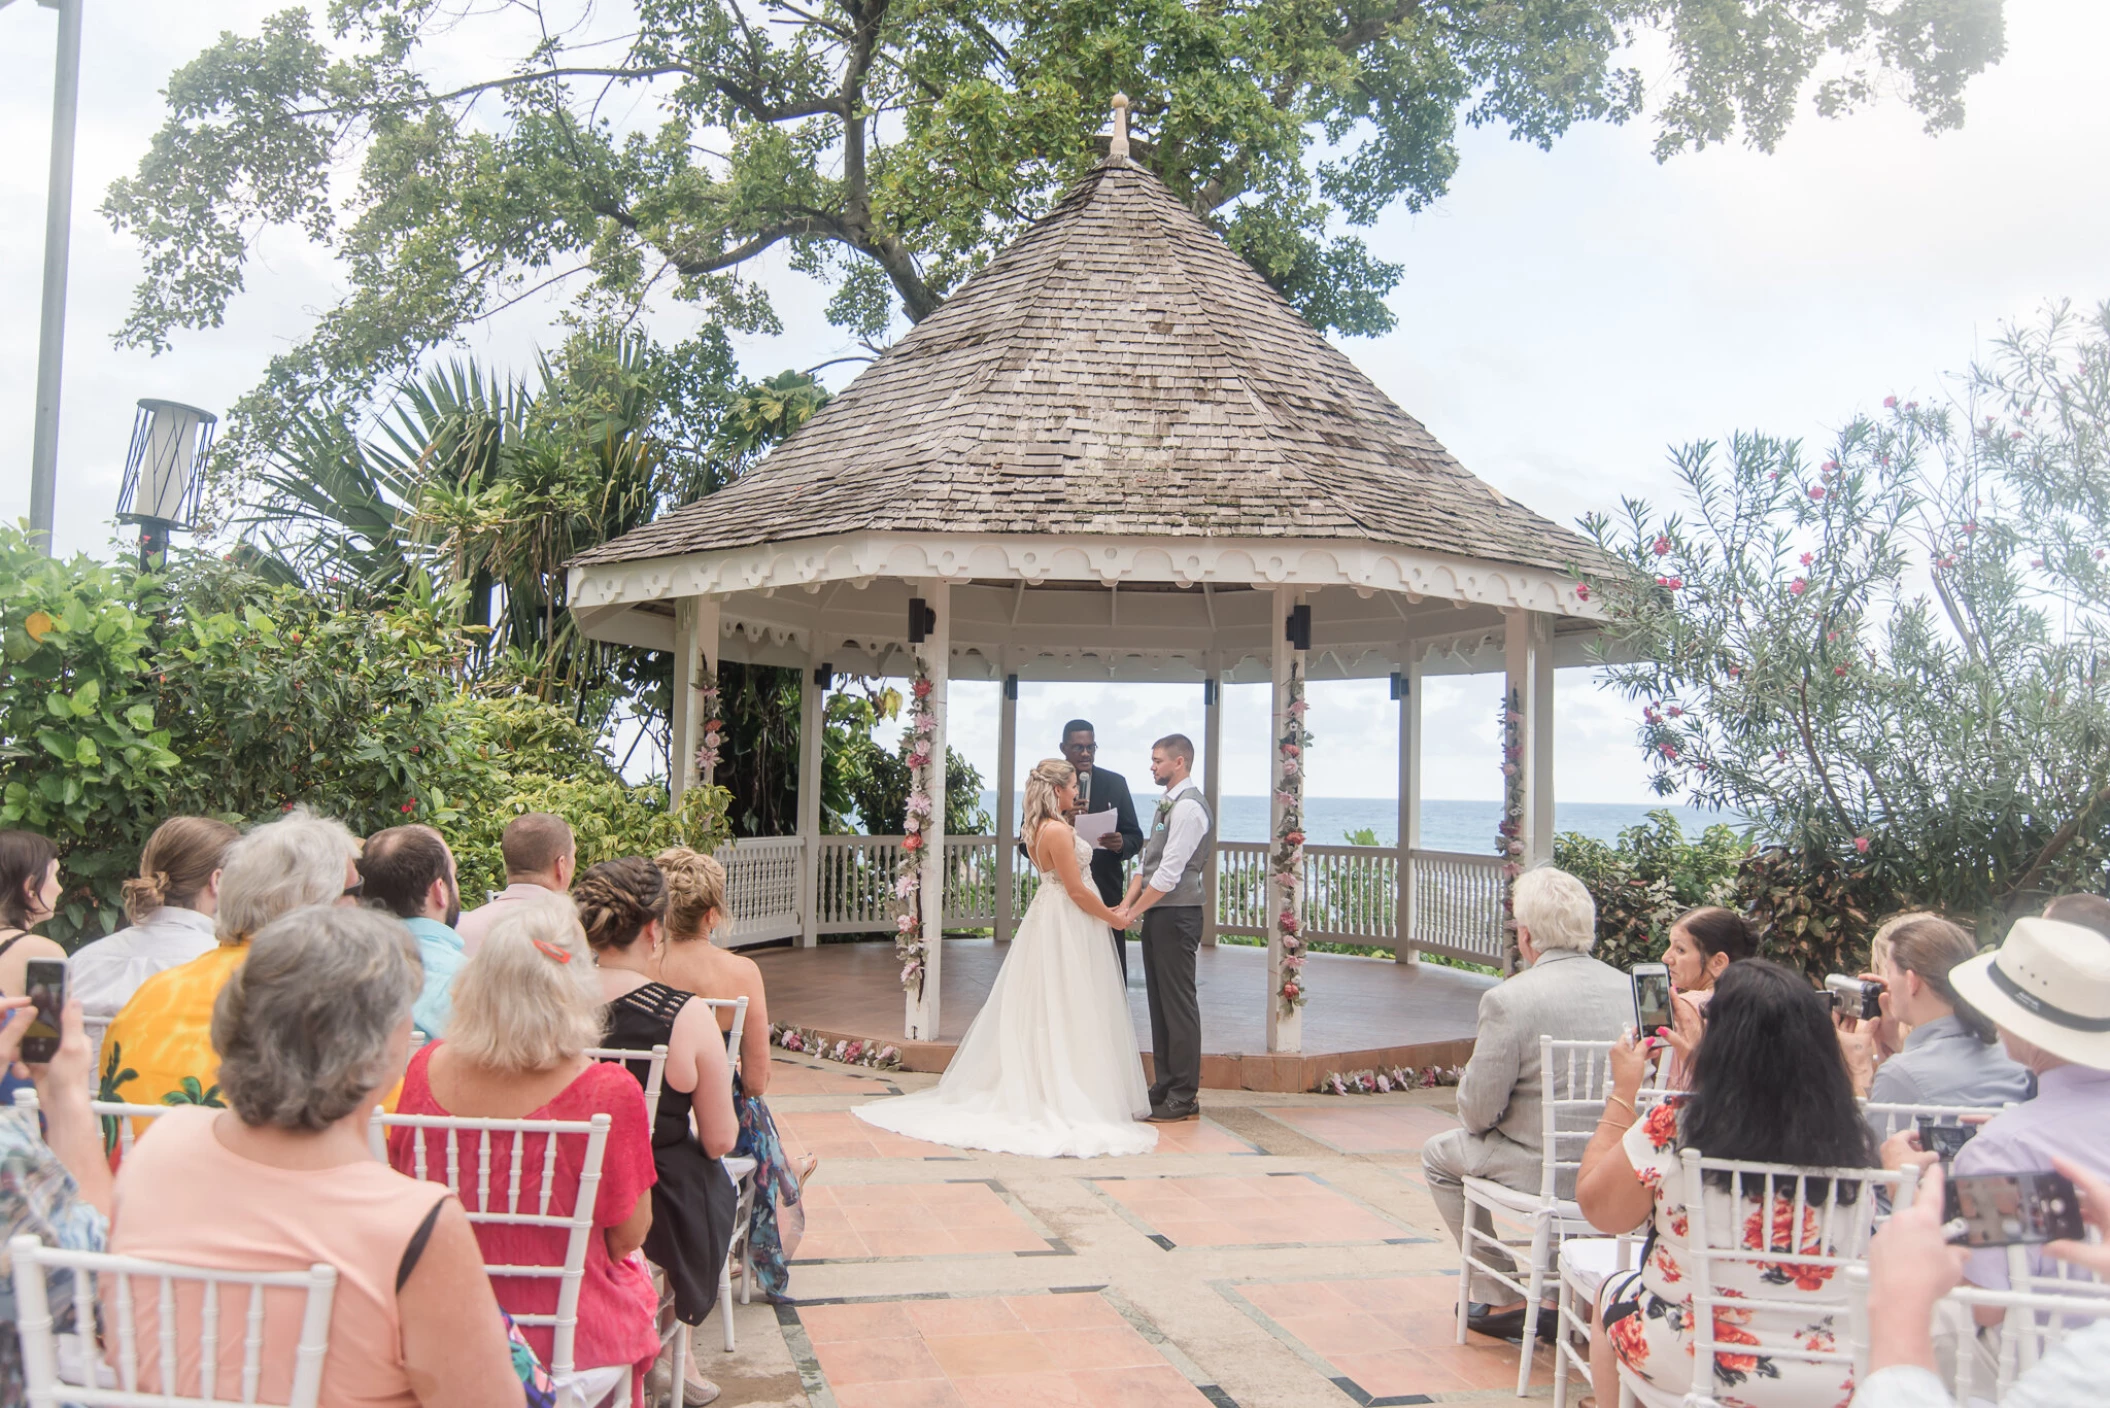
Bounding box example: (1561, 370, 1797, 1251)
(101, 809, 363, 1108)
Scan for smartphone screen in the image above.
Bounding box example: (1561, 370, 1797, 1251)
(21, 958, 63, 1065)
(1631, 964, 1674, 1038)
(1944, 1172, 2085, 1247)
(1917, 1119, 1979, 1161)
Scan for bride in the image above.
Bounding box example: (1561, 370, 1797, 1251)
(852, 758, 1158, 1158)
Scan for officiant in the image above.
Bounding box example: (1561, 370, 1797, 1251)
(1060, 719, 1144, 980)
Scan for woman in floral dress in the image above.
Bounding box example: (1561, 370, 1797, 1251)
(1576, 959, 1880, 1408)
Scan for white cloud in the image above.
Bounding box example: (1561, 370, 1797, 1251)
(4, 2, 2102, 810)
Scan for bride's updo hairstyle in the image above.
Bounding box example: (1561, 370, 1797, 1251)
(1020, 759, 1077, 856)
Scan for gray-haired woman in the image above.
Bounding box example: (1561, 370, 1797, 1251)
(108, 905, 521, 1408)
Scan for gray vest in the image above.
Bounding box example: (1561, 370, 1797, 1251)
(1137, 781, 1213, 908)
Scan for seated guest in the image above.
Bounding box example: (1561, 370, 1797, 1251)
(653, 847, 813, 1301)
(2044, 891, 2110, 938)
(0, 995, 113, 1399)
(1421, 865, 1631, 1340)
(102, 808, 361, 1108)
(358, 824, 467, 1037)
(1578, 959, 1878, 1407)
(390, 893, 660, 1388)
(1852, 1160, 2110, 1407)
(71, 817, 238, 1022)
(1837, 910, 1946, 1090)
(109, 905, 520, 1405)
(575, 858, 740, 1408)
(1929, 915, 2110, 1306)
(1657, 905, 1761, 1087)
(0, 831, 66, 998)
(1861, 916, 2028, 1117)
(457, 813, 576, 955)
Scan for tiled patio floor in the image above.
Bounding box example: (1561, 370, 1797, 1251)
(692, 1054, 1572, 1407)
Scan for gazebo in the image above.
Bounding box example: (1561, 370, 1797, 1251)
(568, 103, 1608, 1075)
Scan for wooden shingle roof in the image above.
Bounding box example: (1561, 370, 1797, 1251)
(574, 157, 1596, 574)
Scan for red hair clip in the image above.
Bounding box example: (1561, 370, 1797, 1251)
(532, 938, 574, 964)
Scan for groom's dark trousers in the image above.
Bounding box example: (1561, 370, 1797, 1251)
(1141, 906, 1204, 1113)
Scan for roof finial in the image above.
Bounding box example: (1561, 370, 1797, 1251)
(1109, 93, 1130, 163)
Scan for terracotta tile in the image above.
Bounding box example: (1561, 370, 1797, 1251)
(809, 1335, 947, 1386)
(831, 1380, 968, 1408)
(952, 1372, 1089, 1408)
(793, 1234, 869, 1261)
(1036, 1326, 1165, 1369)
(925, 1331, 1058, 1378)
(1330, 1348, 1472, 1397)
(947, 1199, 1032, 1228)
(801, 1301, 918, 1343)
(1235, 1279, 1362, 1320)
(863, 1229, 956, 1257)
(845, 1201, 949, 1232)
(1272, 1312, 1404, 1357)
(1005, 1293, 1127, 1332)
(1066, 1364, 1207, 1406)
(903, 1298, 1027, 1339)
(948, 1224, 1046, 1253)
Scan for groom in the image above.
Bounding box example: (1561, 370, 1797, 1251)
(1118, 733, 1214, 1123)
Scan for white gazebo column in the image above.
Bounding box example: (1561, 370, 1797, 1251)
(797, 648, 827, 947)
(1201, 661, 1223, 949)
(668, 595, 721, 800)
(1530, 615, 1556, 862)
(908, 580, 951, 1041)
(1394, 652, 1423, 965)
(995, 669, 1019, 943)
(1502, 609, 1546, 974)
(1267, 588, 1304, 1054)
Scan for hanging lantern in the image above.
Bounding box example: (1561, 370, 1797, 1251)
(115, 398, 216, 564)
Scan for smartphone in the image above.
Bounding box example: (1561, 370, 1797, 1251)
(1917, 1119, 1979, 1161)
(1944, 1172, 2085, 1247)
(20, 958, 63, 1065)
(1631, 963, 1674, 1040)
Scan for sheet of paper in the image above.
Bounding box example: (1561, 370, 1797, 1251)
(1073, 807, 1119, 846)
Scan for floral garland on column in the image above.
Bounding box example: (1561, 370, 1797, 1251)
(691, 677, 725, 778)
(1496, 689, 1525, 967)
(891, 659, 939, 997)
(1272, 660, 1310, 1012)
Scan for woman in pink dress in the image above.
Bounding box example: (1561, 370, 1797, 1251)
(389, 892, 660, 1394)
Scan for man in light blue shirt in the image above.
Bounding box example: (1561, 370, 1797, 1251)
(357, 825, 466, 1038)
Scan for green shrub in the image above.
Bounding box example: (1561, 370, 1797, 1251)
(1554, 810, 1745, 971)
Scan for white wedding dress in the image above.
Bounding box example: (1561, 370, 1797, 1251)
(852, 825, 1158, 1158)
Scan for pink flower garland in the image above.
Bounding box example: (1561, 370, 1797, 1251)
(1273, 661, 1309, 1012)
(1496, 690, 1525, 967)
(893, 660, 939, 996)
(691, 678, 725, 777)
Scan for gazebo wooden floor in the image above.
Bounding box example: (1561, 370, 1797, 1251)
(751, 938, 1493, 1094)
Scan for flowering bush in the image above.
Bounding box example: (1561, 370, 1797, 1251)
(892, 655, 938, 996)
(1580, 302, 2110, 933)
(1271, 661, 1309, 1012)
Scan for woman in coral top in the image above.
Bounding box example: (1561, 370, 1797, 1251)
(389, 891, 660, 1392)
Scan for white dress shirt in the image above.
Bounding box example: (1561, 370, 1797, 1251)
(456, 881, 561, 955)
(69, 906, 219, 1020)
(1851, 1319, 2110, 1406)
(1147, 781, 1208, 894)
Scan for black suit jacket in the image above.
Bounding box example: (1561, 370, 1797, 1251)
(1075, 765, 1145, 908)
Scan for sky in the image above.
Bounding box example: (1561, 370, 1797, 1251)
(3, 3, 2106, 804)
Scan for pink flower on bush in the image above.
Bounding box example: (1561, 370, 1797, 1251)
(1667, 706, 1682, 718)
(1653, 536, 1672, 556)
(1884, 396, 1897, 409)
(1575, 582, 1591, 601)
(1834, 665, 1848, 676)
(1963, 522, 1978, 535)
(1854, 837, 1870, 854)
(1800, 552, 1813, 566)
(1790, 579, 1808, 596)
(1809, 486, 1826, 500)
(1659, 743, 1678, 759)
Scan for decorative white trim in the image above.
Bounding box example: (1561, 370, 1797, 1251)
(568, 532, 1600, 619)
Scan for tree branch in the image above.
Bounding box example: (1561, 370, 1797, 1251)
(290, 65, 843, 126)
(1335, 0, 1426, 55)
(2007, 782, 2110, 904)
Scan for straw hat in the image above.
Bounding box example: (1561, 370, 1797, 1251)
(1950, 917, 2110, 1069)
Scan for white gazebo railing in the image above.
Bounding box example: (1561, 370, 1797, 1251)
(718, 835, 1506, 965)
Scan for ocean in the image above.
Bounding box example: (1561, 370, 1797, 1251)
(975, 792, 1738, 851)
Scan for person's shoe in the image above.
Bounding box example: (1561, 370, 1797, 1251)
(679, 1373, 721, 1407)
(1146, 1104, 1200, 1123)
(1464, 1301, 1529, 1340)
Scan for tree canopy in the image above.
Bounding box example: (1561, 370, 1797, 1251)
(107, 0, 2005, 488)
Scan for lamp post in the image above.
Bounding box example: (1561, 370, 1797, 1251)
(116, 400, 215, 570)
(6, 0, 87, 554)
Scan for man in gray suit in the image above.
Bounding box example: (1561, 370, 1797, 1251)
(1421, 865, 1633, 1341)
